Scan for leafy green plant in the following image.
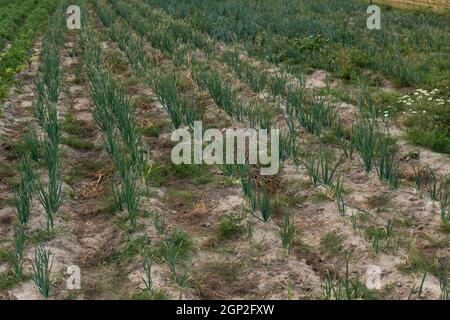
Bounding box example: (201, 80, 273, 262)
(400, 89, 449, 154)
(162, 226, 194, 261)
(218, 213, 245, 240)
(0, 0, 59, 101)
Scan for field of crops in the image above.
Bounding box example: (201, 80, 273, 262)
(0, 0, 449, 300)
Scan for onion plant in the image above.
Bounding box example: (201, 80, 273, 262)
(222, 49, 243, 78)
(258, 183, 271, 223)
(269, 73, 288, 97)
(350, 213, 358, 230)
(386, 219, 394, 238)
(245, 102, 273, 130)
(280, 209, 295, 254)
(22, 130, 42, 163)
(153, 211, 167, 236)
(408, 271, 427, 300)
(105, 130, 142, 231)
(204, 71, 235, 117)
(302, 147, 343, 188)
(96, 2, 153, 77)
(335, 176, 346, 216)
(288, 90, 336, 137)
(237, 164, 267, 218)
(323, 255, 365, 300)
(237, 164, 254, 201)
(352, 117, 377, 173)
(279, 132, 297, 162)
(440, 272, 449, 300)
(36, 140, 64, 233)
(12, 223, 26, 280)
(181, 95, 205, 129)
(218, 163, 234, 177)
(175, 45, 189, 68)
(427, 166, 439, 201)
(31, 244, 53, 298)
(163, 239, 190, 288)
(339, 136, 354, 161)
(13, 157, 35, 224)
(121, 168, 141, 231)
(412, 163, 423, 191)
(142, 253, 155, 295)
(153, 72, 183, 129)
(439, 185, 449, 223)
(418, 272, 427, 299)
(372, 227, 382, 254)
(376, 134, 400, 189)
(190, 62, 208, 91)
(244, 65, 267, 93)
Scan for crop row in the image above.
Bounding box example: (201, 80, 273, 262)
(144, 0, 449, 89)
(11, 0, 67, 297)
(80, 0, 149, 232)
(104, 0, 450, 237)
(0, 0, 39, 52)
(0, 0, 58, 101)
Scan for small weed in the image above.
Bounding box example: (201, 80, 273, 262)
(321, 231, 345, 256)
(217, 213, 245, 240)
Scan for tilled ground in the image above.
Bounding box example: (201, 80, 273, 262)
(0, 0, 449, 300)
